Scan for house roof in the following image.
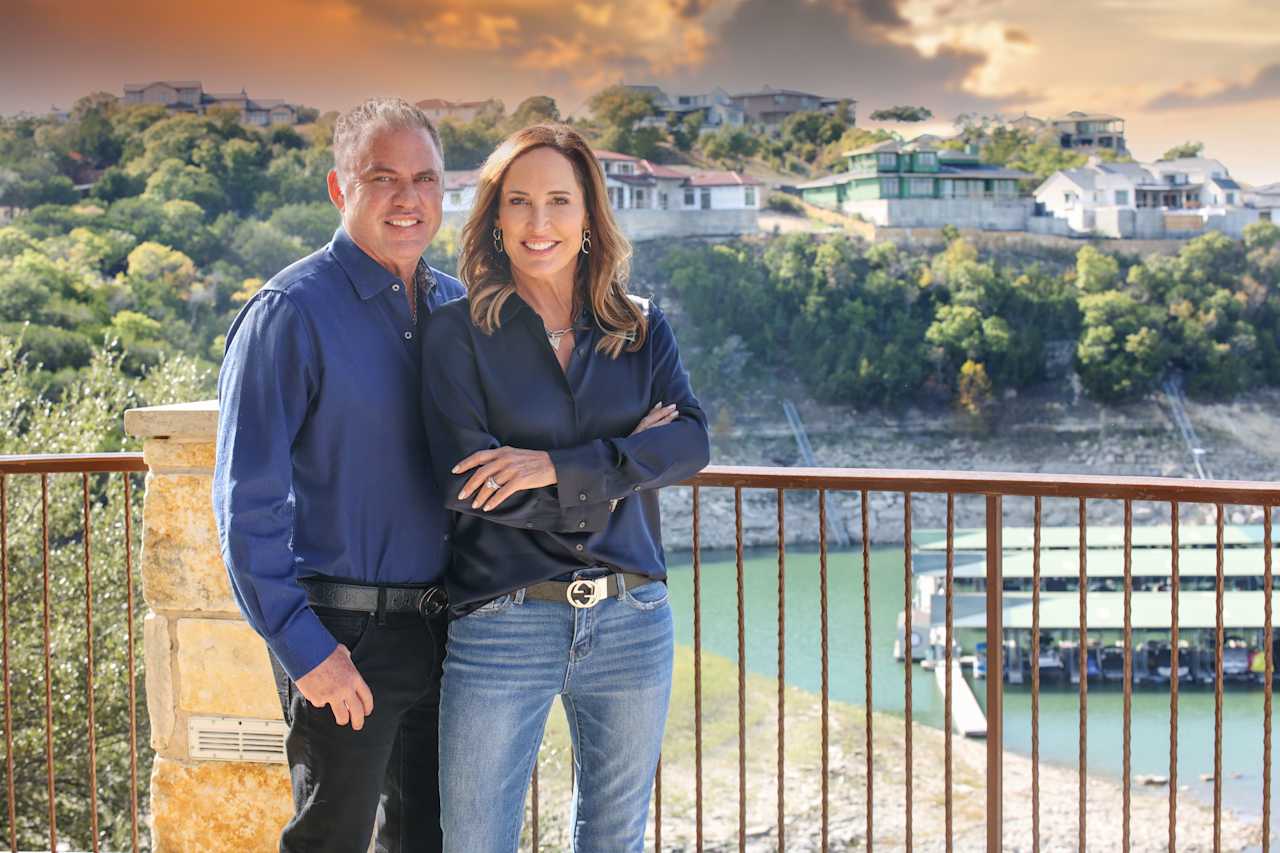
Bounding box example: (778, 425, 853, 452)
(844, 140, 906, 156)
(1096, 161, 1156, 183)
(124, 81, 202, 91)
(797, 171, 856, 190)
(1210, 177, 1242, 190)
(731, 86, 829, 100)
(685, 170, 761, 187)
(593, 150, 639, 162)
(640, 160, 688, 179)
(938, 165, 1033, 180)
(1052, 111, 1123, 123)
(607, 173, 656, 186)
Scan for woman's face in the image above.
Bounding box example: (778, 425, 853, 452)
(496, 146, 589, 285)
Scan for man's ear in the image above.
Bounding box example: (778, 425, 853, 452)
(327, 169, 345, 212)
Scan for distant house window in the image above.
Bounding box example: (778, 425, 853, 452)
(880, 178, 900, 197)
(449, 192, 462, 206)
(877, 152, 898, 170)
(909, 178, 933, 197)
(659, 192, 669, 210)
(774, 94, 785, 104)
(1114, 190, 1129, 205)
(633, 189, 645, 208)
(1064, 192, 1078, 208)
(916, 152, 937, 169)
(617, 163, 633, 175)
(684, 188, 695, 207)
(1226, 192, 1236, 205)
(744, 186, 756, 207)
(939, 180, 955, 198)
(700, 188, 711, 210)
(1093, 191, 1104, 204)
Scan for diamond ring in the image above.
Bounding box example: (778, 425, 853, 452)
(485, 476, 500, 490)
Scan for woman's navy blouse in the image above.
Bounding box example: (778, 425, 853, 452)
(421, 292, 711, 612)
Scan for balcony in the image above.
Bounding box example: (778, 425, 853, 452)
(0, 401, 1277, 851)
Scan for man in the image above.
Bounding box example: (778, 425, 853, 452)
(213, 98, 463, 852)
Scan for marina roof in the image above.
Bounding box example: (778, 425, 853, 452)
(916, 525, 1280, 552)
(916, 547, 1276, 578)
(954, 591, 1280, 631)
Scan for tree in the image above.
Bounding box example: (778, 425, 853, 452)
(1076, 291, 1169, 400)
(588, 86, 657, 133)
(144, 159, 229, 214)
(268, 202, 340, 248)
(121, 241, 200, 311)
(1075, 245, 1121, 293)
(509, 96, 560, 128)
(90, 166, 146, 203)
(870, 105, 934, 123)
(1160, 141, 1204, 161)
(699, 126, 759, 168)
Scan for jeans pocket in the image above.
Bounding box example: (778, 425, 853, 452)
(315, 608, 373, 655)
(621, 579, 669, 611)
(468, 593, 516, 617)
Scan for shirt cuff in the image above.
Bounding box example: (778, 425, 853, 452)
(270, 607, 339, 682)
(549, 440, 613, 511)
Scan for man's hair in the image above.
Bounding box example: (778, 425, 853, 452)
(332, 97, 443, 184)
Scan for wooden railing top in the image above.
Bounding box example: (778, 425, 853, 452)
(0, 453, 147, 475)
(686, 465, 1280, 504)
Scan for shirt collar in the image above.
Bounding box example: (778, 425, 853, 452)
(501, 288, 591, 329)
(329, 225, 424, 301)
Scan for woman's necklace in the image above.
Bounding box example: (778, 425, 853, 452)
(545, 325, 573, 351)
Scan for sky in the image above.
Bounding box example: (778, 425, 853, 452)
(4, 0, 1280, 184)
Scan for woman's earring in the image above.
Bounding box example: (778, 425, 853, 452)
(492, 227, 504, 254)
(580, 228, 591, 255)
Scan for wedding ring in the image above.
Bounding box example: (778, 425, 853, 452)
(485, 476, 500, 490)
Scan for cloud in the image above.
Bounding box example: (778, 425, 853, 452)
(421, 11, 519, 49)
(825, 0, 909, 28)
(1146, 63, 1280, 110)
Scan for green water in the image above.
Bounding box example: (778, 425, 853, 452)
(666, 546, 1280, 835)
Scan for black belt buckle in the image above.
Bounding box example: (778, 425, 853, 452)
(417, 586, 448, 619)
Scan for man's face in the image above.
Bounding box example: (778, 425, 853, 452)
(327, 125, 443, 278)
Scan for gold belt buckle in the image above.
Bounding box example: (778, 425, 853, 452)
(566, 578, 608, 609)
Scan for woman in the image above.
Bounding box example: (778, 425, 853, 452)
(421, 123, 710, 852)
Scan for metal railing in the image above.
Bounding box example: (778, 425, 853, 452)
(0, 453, 148, 853)
(1, 455, 1278, 851)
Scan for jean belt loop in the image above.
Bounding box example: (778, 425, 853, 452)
(375, 586, 388, 626)
(514, 587, 526, 606)
(616, 571, 628, 600)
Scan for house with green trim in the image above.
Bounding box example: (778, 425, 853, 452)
(797, 138, 1035, 230)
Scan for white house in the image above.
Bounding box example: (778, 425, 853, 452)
(626, 85, 746, 132)
(415, 98, 499, 125)
(1034, 155, 1260, 238)
(1244, 183, 1280, 221)
(121, 81, 301, 125)
(442, 170, 478, 213)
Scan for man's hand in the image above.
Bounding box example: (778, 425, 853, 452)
(454, 447, 557, 512)
(294, 643, 374, 730)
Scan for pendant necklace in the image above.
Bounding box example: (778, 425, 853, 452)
(546, 325, 573, 351)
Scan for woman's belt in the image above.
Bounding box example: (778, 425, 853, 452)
(522, 572, 656, 609)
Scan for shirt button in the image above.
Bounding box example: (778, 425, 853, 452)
(633, 486, 641, 492)
(578, 520, 586, 529)
(575, 544, 584, 551)
(392, 284, 401, 292)
(442, 534, 449, 541)
(403, 331, 413, 340)
(578, 492, 587, 502)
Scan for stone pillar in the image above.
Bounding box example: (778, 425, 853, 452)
(124, 401, 292, 852)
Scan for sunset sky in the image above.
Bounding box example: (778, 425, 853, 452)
(5, 0, 1279, 184)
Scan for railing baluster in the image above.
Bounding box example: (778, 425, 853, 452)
(776, 488, 786, 850)
(819, 489, 830, 851)
(903, 491, 913, 853)
(985, 494, 1003, 853)
(1077, 497, 1087, 852)
(1032, 496, 1041, 853)
(1122, 499, 1133, 853)
(0, 474, 13, 853)
(530, 760, 539, 852)
(1214, 503, 1225, 853)
(944, 493, 954, 853)
(123, 473, 140, 853)
(735, 487, 746, 853)
(1265, 504, 1274, 853)
(41, 474, 57, 853)
(692, 485, 704, 850)
(83, 473, 100, 852)
(861, 489, 874, 853)
(654, 755, 661, 853)
(1169, 503, 1180, 853)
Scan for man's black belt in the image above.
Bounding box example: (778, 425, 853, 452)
(302, 578, 448, 618)
(523, 572, 656, 609)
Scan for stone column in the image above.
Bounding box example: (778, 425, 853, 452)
(124, 401, 292, 852)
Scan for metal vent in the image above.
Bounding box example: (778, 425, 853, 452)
(188, 716, 288, 763)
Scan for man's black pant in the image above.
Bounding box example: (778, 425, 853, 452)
(270, 606, 445, 853)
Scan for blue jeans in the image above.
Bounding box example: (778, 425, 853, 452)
(439, 573, 674, 852)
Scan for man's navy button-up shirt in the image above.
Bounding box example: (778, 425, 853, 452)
(213, 226, 464, 679)
(421, 293, 711, 612)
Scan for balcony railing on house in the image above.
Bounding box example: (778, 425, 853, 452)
(1, 447, 1278, 851)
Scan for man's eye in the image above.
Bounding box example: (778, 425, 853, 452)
(417, 175, 436, 182)
(375, 176, 393, 182)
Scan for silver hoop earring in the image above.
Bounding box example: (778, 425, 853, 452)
(492, 227, 504, 254)
(580, 228, 591, 255)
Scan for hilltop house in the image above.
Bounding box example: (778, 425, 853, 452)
(624, 85, 746, 132)
(729, 86, 853, 129)
(442, 150, 760, 240)
(122, 81, 300, 126)
(1000, 111, 1127, 154)
(796, 138, 1033, 230)
(1033, 156, 1260, 238)
(1244, 183, 1280, 221)
(415, 98, 500, 124)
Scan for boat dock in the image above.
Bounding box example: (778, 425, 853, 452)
(936, 658, 986, 738)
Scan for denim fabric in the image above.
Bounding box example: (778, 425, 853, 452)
(439, 572, 673, 852)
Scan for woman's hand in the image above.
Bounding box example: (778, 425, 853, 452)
(453, 447, 557, 512)
(630, 402, 678, 436)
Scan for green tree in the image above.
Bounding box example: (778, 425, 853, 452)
(699, 126, 760, 168)
(1076, 291, 1169, 399)
(1074, 245, 1121, 293)
(1160, 141, 1204, 161)
(144, 159, 228, 214)
(870, 105, 934, 122)
(268, 202, 340, 248)
(509, 96, 560, 128)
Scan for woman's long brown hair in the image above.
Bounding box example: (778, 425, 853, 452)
(458, 123, 646, 357)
